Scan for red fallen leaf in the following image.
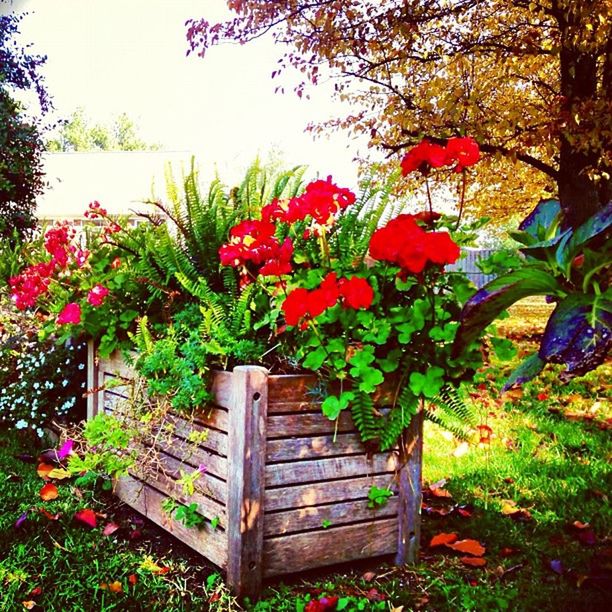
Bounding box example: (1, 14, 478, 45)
(39, 483, 58, 501)
(28, 587, 42, 598)
(102, 522, 120, 536)
(128, 574, 138, 586)
(429, 532, 458, 547)
(421, 503, 453, 517)
(108, 581, 123, 593)
(572, 520, 590, 530)
(446, 539, 486, 556)
(36, 463, 54, 480)
(429, 486, 452, 499)
(38, 509, 60, 521)
(455, 506, 474, 518)
(74, 509, 97, 529)
(477, 424, 492, 435)
(536, 393, 549, 401)
(209, 592, 221, 603)
(362, 571, 377, 581)
(129, 529, 142, 541)
(461, 556, 487, 567)
(499, 546, 520, 557)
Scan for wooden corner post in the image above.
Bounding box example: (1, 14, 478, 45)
(226, 366, 269, 600)
(86, 340, 99, 420)
(395, 401, 424, 565)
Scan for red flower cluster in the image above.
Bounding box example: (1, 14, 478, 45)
(400, 136, 480, 175)
(44, 222, 76, 268)
(9, 262, 55, 310)
(305, 596, 339, 612)
(369, 214, 460, 274)
(84, 200, 108, 219)
(218, 219, 293, 281)
(282, 273, 374, 327)
(262, 177, 356, 226)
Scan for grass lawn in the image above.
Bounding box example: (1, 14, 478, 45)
(1, 322, 610, 610)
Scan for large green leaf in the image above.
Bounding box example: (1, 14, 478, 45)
(515, 199, 562, 243)
(502, 352, 545, 391)
(453, 266, 563, 352)
(540, 292, 612, 379)
(557, 202, 612, 269)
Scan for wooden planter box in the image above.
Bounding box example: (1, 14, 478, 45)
(87, 346, 423, 598)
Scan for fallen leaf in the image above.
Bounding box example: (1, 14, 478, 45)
(99, 583, 108, 590)
(38, 509, 60, 521)
(500, 500, 519, 515)
(28, 587, 42, 598)
(504, 388, 523, 400)
(429, 486, 452, 499)
(536, 393, 549, 401)
(108, 581, 123, 593)
(22, 601, 36, 610)
(36, 463, 54, 479)
(499, 547, 520, 557)
(362, 571, 377, 581)
(446, 539, 486, 556)
(550, 559, 564, 575)
(102, 522, 120, 537)
(429, 532, 458, 547)
(15, 512, 28, 529)
(140, 556, 168, 574)
(57, 439, 74, 461)
(128, 574, 138, 586)
(74, 509, 97, 529)
(572, 520, 590, 530)
(39, 483, 59, 501)
(47, 468, 71, 480)
(461, 557, 487, 567)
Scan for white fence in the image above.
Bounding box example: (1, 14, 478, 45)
(448, 248, 497, 288)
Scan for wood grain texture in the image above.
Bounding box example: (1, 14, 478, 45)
(396, 407, 424, 565)
(167, 413, 229, 456)
(266, 432, 365, 461)
(263, 518, 397, 577)
(267, 400, 321, 415)
(265, 473, 398, 512)
(267, 374, 319, 403)
(267, 411, 355, 438)
(265, 453, 398, 487)
(114, 474, 228, 568)
(191, 406, 229, 431)
(130, 464, 227, 528)
(210, 370, 233, 410)
(264, 497, 399, 536)
(154, 436, 228, 481)
(226, 366, 269, 599)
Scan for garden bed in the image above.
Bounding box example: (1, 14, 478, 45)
(87, 347, 423, 598)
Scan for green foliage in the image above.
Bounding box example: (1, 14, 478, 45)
(425, 385, 479, 441)
(173, 503, 205, 528)
(46, 107, 160, 151)
(456, 200, 612, 385)
(367, 485, 394, 509)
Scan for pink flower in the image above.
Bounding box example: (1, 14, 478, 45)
(57, 303, 81, 325)
(87, 284, 109, 307)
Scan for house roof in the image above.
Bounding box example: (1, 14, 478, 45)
(37, 151, 193, 219)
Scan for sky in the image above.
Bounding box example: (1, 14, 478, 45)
(6, 0, 362, 187)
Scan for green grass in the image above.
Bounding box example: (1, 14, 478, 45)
(1, 343, 610, 611)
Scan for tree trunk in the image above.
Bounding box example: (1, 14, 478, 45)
(557, 4, 610, 228)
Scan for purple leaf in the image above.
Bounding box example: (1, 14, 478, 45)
(57, 439, 74, 461)
(15, 511, 28, 528)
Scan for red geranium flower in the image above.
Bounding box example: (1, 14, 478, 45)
(282, 288, 310, 326)
(87, 284, 110, 307)
(445, 136, 480, 172)
(57, 303, 81, 325)
(401, 139, 448, 175)
(339, 276, 374, 310)
(425, 232, 461, 265)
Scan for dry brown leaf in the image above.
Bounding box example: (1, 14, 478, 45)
(461, 556, 487, 567)
(429, 532, 458, 547)
(446, 539, 486, 556)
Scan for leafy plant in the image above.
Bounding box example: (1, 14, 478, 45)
(455, 199, 611, 386)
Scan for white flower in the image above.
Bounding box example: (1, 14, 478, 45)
(15, 419, 28, 429)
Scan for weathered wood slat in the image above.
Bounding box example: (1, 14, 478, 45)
(267, 400, 322, 414)
(263, 518, 397, 577)
(191, 406, 229, 431)
(102, 376, 132, 399)
(148, 448, 228, 505)
(87, 339, 99, 419)
(266, 432, 365, 461)
(130, 465, 227, 528)
(168, 414, 229, 456)
(99, 353, 135, 380)
(154, 436, 228, 481)
(210, 370, 233, 410)
(267, 374, 319, 403)
(265, 453, 398, 487)
(264, 497, 399, 536)
(114, 474, 228, 569)
(267, 411, 355, 438)
(265, 473, 397, 512)
(226, 366, 268, 599)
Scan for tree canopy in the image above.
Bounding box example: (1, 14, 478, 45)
(0, 8, 49, 242)
(187, 1, 611, 227)
(46, 108, 160, 152)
